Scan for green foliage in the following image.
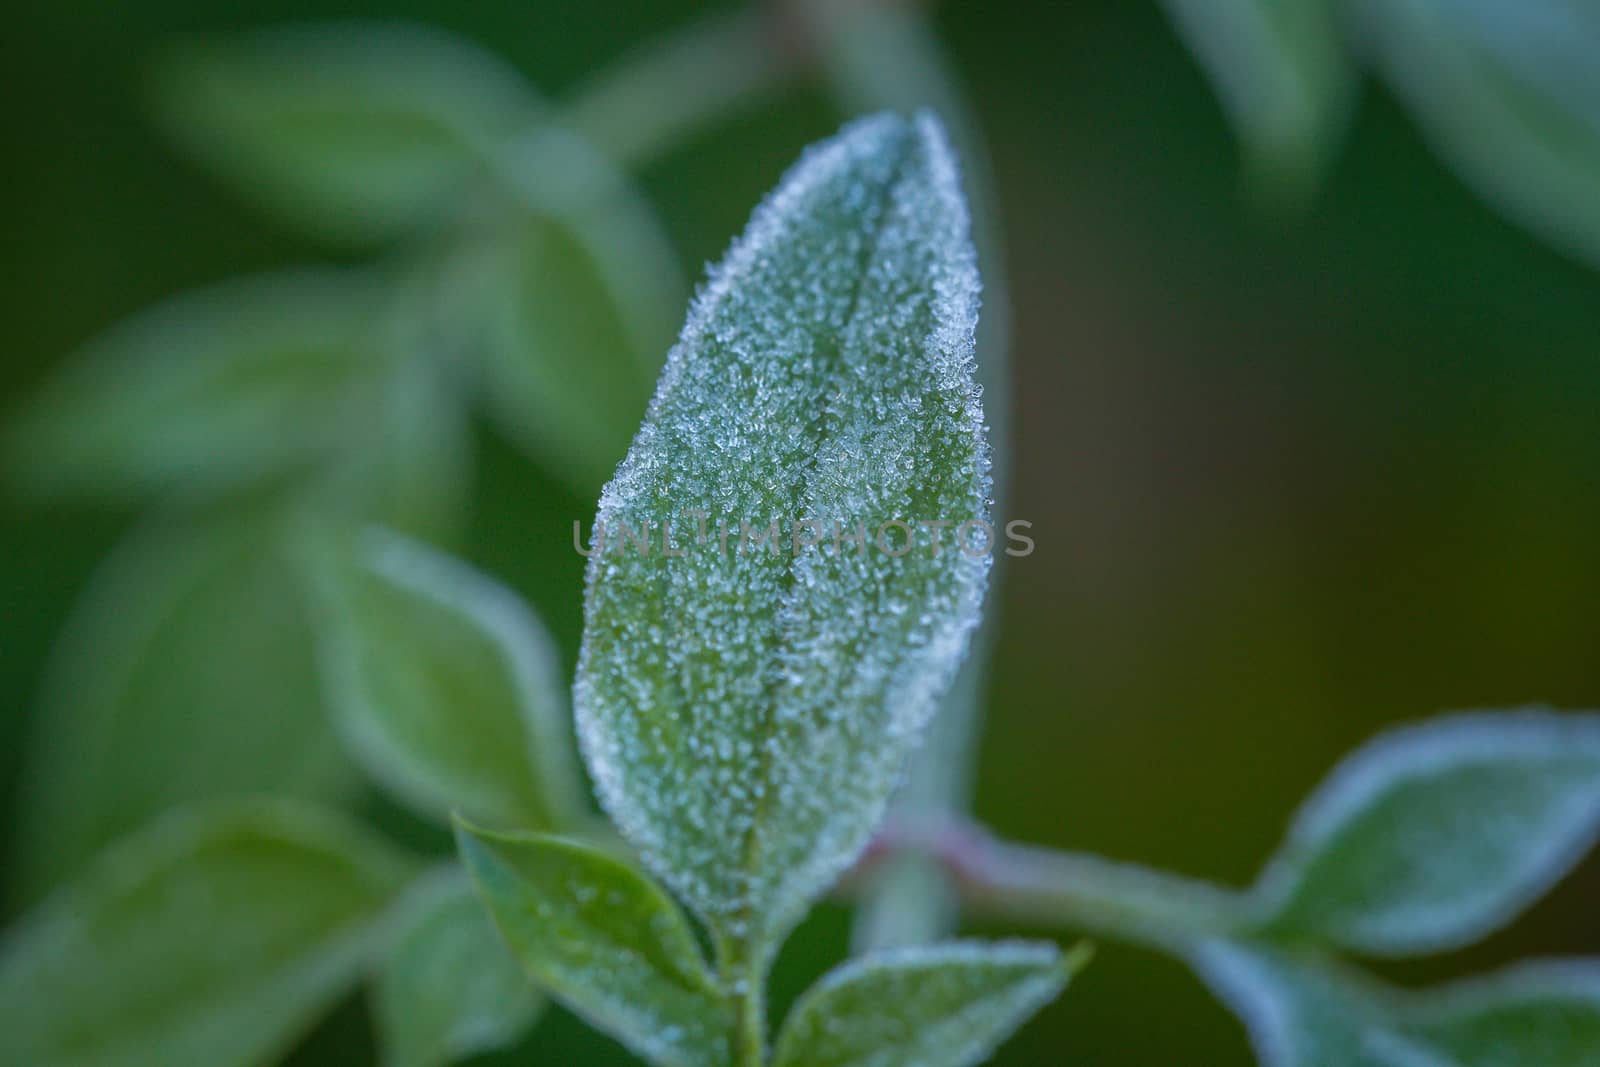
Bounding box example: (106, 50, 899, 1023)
(1248, 711, 1600, 954)
(455, 823, 734, 1067)
(1355, 0, 1600, 270)
(150, 22, 537, 246)
(0, 800, 409, 1067)
(575, 112, 992, 966)
(305, 526, 582, 830)
(440, 206, 670, 489)
(8, 7, 1600, 1067)
(1160, 0, 1351, 192)
(3, 271, 387, 502)
(12, 501, 356, 899)
(373, 868, 543, 1067)
(771, 941, 1086, 1067)
(1404, 961, 1600, 1067)
(1160, 712, 1600, 1067)
(1164, 0, 1600, 269)
(1195, 945, 1600, 1067)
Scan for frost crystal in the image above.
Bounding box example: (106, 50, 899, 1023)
(574, 112, 992, 953)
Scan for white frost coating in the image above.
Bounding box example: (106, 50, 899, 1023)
(574, 112, 991, 953)
(1250, 709, 1600, 955)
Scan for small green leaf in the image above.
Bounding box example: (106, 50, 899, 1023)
(454, 822, 733, 1067)
(1192, 943, 1432, 1067)
(0, 799, 408, 1067)
(5, 271, 385, 502)
(1160, 0, 1352, 195)
(150, 21, 537, 244)
(576, 112, 992, 961)
(1249, 710, 1600, 955)
(305, 526, 582, 830)
(772, 940, 1084, 1067)
(1356, 0, 1600, 270)
(13, 499, 356, 900)
(373, 867, 543, 1067)
(1401, 959, 1600, 1067)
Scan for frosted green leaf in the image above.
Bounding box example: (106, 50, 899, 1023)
(0, 799, 408, 1067)
(1192, 943, 1436, 1067)
(150, 21, 536, 244)
(1401, 960, 1600, 1067)
(305, 526, 582, 830)
(12, 499, 356, 900)
(772, 940, 1084, 1067)
(1247, 711, 1600, 955)
(5, 271, 385, 502)
(1160, 0, 1352, 193)
(575, 112, 992, 960)
(373, 867, 543, 1067)
(1355, 0, 1600, 270)
(1250, 710, 1600, 952)
(454, 822, 733, 1067)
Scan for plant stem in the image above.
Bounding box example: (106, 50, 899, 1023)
(864, 819, 1253, 951)
(715, 932, 768, 1067)
(736, 975, 766, 1067)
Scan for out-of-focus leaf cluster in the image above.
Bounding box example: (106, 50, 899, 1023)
(1162, 0, 1600, 272)
(2, 19, 684, 1067)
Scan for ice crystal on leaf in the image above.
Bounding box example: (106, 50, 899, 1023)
(574, 112, 991, 959)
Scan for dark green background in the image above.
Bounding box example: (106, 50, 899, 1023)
(4, 1, 1598, 1063)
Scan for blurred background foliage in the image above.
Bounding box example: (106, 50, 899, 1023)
(3, 0, 1600, 1064)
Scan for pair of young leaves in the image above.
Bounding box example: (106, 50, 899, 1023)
(1191, 711, 1600, 1067)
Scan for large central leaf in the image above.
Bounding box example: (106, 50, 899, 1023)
(575, 112, 991, 959)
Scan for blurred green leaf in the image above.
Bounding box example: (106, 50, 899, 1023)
(373, 867, 543, 1067)
(1193, 943, 1429, 1067)
(1402, 959, 1600, 1067)
(1358, 0, 1600, 270)
(6, 271, 385, 502)
(1248, 711, 1600, 956)
(440, 120, 685, 494)
(305, 525, 582, 831)
(13, 498, 357, 901)
(576, 113, 992, 964)
(454, 822, 733, 1067)
(150, 21, 537, 245)
(443, 215, 658, 492)
(772, 941, 1083, 1067)
(1161, 0, 1352, 196)
(1197, 943, 1600, 1067)
(0, 799, 409, 1067)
